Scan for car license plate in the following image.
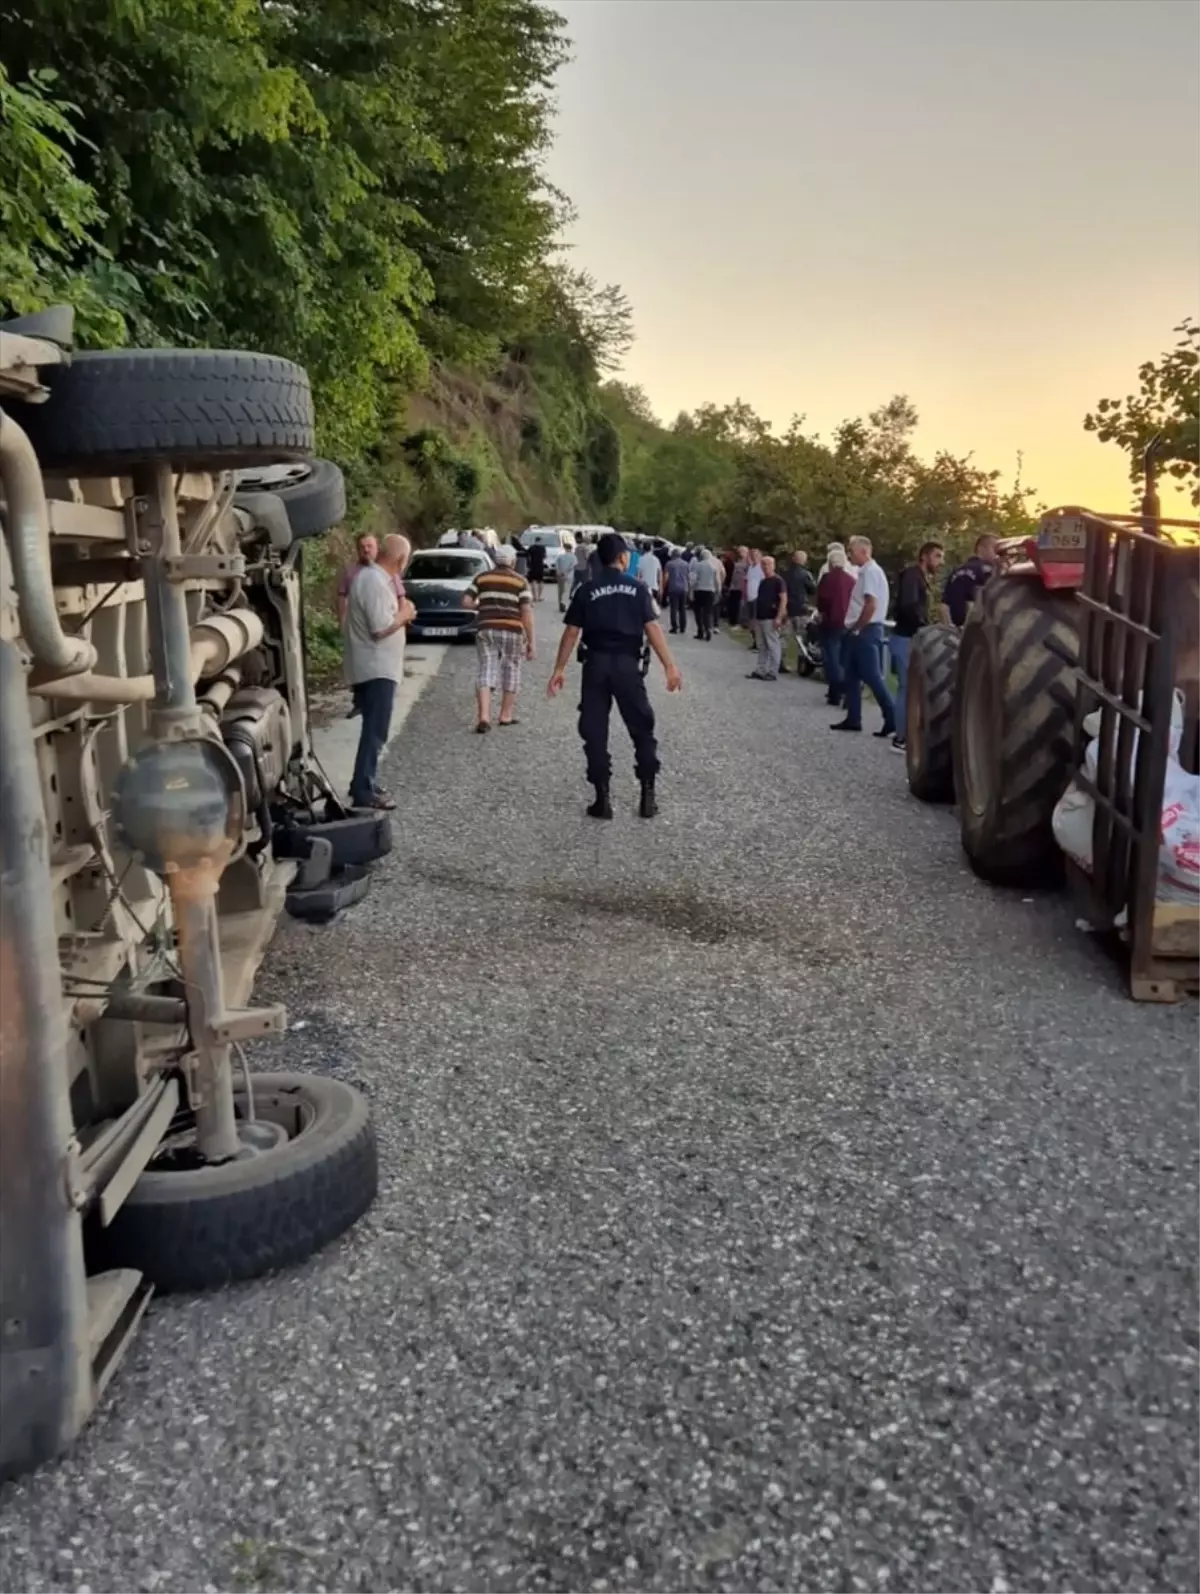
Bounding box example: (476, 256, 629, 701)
(420, 627, 456, 638)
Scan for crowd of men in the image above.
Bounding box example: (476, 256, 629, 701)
(618, 528, 1002, 750)
(333, 519, 1003, 816)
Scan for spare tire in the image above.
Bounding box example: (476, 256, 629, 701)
(952, 574, 1079, 886)
(906, 624, 961, 802)
(20, 350, 314, 473)
(95, 1072, 376, 1292)
(235, 458, 346, 540)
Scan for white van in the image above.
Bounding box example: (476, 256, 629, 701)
(438, 527, 501, 551)
(538, 524, 617, 544)
(519, 525, 578, 561)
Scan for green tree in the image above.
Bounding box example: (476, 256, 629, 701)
(0, 0, 571, 466)
(510, 263, 632, 379)
(1084, 318, 1200, 505)
(615, 417, 738, 539)
(680, 399, 772, 449)
(3, 0, 1054, 600)
(627, 394, 1036, 569)
(603, 381, 657, 426)
(395, 0, 570, 364)
(0, 63, 128, 343)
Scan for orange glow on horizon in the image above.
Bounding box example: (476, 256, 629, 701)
(547, 0, 1198, 542)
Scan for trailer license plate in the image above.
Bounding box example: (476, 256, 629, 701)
(1039, 517, 1087, 551)
(421, 627, 456, 637)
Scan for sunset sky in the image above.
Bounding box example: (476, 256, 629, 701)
(547, 0, 1200, 515)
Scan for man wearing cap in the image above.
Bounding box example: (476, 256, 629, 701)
(548, 532, 682, 819)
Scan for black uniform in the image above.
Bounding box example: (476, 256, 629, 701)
(564, 571, 660, 787)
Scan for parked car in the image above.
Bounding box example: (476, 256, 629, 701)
(519, 525, 577, 564)
(405, 547, 493, 640)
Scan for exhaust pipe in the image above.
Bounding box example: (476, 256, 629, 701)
(0, 408, 96, 681)
(190, 609, 265, 678)
(28, 609, 265, 703)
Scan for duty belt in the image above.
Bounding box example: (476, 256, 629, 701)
(576, 640, 649, 674)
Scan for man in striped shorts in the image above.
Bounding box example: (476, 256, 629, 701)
(463, 544, 535, 732)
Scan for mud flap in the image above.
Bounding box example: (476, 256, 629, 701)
(273, 810, 392, 871)
(285, 863, 371, 924)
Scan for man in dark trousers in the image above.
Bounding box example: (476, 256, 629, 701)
(779, 549, 816, 673)
(549, 532, 682, 819)
(344, 535, 416, 809)
(525, 536, 548, 602)
(664, 546, 690, 634)
(889, 538, 944, 752)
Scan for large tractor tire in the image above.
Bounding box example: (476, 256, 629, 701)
(952, 575, 1079, 886)
(905, 624, 961, 802)
(20, 349, 314, 473)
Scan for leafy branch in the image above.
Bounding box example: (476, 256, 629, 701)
(1084, 318, 1200, 505)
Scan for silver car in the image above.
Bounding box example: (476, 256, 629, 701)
(405, 547, 493, 641)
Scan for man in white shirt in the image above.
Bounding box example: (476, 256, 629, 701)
(635, 539, 663, 602)
(742, 548, 764, 649)
(831, 535, 896, 737)
(344, 534, 415, 808)
(554, 546, 576, 613)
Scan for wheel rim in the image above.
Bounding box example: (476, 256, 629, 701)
(961, 643, 992, 819)
(149, 1086, 312, 1171)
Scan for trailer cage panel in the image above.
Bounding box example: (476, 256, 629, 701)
(1063, 511, 1200, 1001)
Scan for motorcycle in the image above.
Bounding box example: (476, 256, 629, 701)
(796, 612, 823, 677)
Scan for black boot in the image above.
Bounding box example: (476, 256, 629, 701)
(587, 783, 613, 820)
(638, 778, 658, 819)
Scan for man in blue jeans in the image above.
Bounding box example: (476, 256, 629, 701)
(888, 539, 944, 752)
(831, 535, 896, 738)
(344, 534, 415, 809)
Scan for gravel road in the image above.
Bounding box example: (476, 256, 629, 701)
(2, 622, 1197, 1593)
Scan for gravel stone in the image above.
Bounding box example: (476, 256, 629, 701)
(1, 629, 1196, 1593)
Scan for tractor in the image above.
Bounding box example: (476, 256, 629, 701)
(1, 309, 389, 1480)
(904, 447, 1200, 999)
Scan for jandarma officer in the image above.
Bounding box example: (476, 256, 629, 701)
(548, 531, 682, 819)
